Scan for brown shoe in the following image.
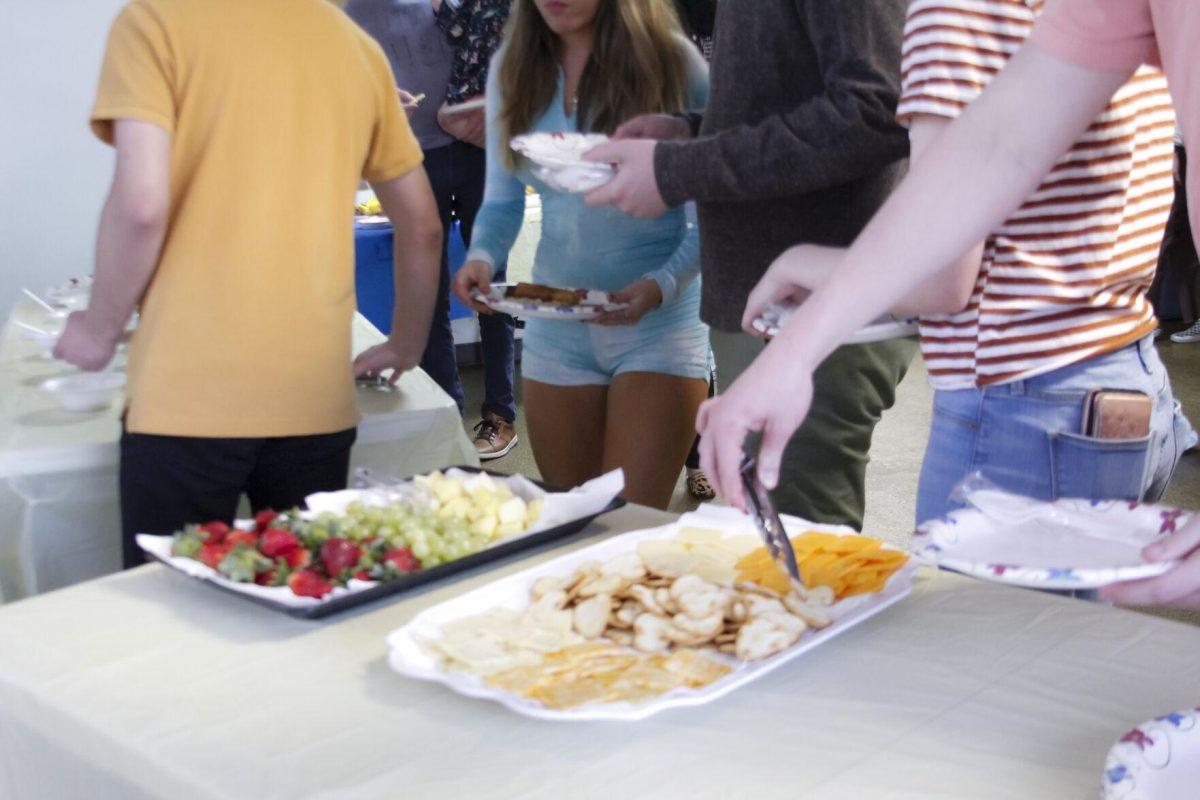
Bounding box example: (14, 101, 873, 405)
(686, 467, 716, 500)
(473, 412, 519, 460)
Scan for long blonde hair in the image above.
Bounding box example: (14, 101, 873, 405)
(497, 0, 690, 169)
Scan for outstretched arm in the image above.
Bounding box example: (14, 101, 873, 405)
(698, 42, 1133, 509)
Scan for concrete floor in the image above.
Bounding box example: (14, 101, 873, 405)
(460, 322, 1200, 621)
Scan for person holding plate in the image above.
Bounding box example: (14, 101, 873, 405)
(452, 0, 709, 509)
(688, 0, 1200, 608)
(579, 0, 915, 531)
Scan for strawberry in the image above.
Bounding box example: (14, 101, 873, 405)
(320, 538, 362, 581)
(285, 548, 312, 569)
(352, 569, 375, 582)
(260, 528, 300, 558)
(383, 547, 421, 574)
(198, 521, 231, 544)
(218, 545, 271, 583)
(287, 568, 334, 599)
(198, 541, 234, 570)
(255, 558, 291, 587)
(253, 509, 279, 533)
(172, 527, 206, 559)
(225, 529, 259, 549)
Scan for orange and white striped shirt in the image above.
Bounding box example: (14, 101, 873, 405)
(897, 0, 1176, 390)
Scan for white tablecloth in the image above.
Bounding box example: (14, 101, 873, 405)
(0, 503, 1197, 799)
(0, 301, 477, 601)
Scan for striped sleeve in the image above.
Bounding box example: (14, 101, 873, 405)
(897, 0, 1035, 125)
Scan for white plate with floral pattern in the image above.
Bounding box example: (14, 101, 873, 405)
(1103, 707, 1200, 799)
(471, 283, 627, 321)
(911, 492, 1185, 589)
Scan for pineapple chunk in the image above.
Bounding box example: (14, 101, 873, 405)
(497, 497, 528, 526)
(525, 499, 544, 528)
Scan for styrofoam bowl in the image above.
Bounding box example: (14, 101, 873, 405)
(40, 372, 126, 412)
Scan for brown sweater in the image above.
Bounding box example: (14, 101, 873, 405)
(655, 0, 910, 331)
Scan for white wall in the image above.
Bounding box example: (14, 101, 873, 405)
(0, 1, 127, 317)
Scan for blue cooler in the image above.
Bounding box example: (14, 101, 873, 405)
(353, 220, 472, 335)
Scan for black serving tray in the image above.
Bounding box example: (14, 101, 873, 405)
(143, 466, 625, 620)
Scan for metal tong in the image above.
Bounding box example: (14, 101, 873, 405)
(740, 455, 805, 593)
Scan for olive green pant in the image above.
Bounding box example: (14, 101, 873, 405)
(710, 330, 917, 530)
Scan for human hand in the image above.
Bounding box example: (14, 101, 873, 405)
(1100, 515, 1200, 607)
(582, 139, 667, 218)
(613, 114, 691, 142)
(452, 259, 496, 314)
(52, 311, 121, 371)
(437, 101, 486, 148)
(353, 338, 423, 385)
(398, 89, 424, 118)
(742, 244, 844, 335)
(589, 278, 662, 325)
(696, 345, 815, 511)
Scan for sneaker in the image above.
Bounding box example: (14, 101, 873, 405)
(473, 412, 519, 460)
(1170, 320, 1200, 343)
(686, 467, 716, 500)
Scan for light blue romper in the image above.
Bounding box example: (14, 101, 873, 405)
(467, 44, 710, 387)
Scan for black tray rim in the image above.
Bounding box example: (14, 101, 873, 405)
(142, 466, 626, 620)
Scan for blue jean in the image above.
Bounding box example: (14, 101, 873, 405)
(915, 336, 1193, 525)
(421, 141, 517, 422)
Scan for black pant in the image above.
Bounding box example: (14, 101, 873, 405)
(120, 427, 357, 568)
(1152, 145, 1200, 324)
(421, 140, 517, 422)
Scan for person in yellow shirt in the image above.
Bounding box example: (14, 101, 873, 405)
(54, 0, 442, 568)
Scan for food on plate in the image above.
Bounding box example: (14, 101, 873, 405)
(421, 535, 842, 709)
(505, 282, 583, 306)
(736, 531, 908, 600)
(167, 470, 544, 600)
(485, 642, 732, 710)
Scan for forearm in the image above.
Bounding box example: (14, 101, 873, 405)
(387, 214, 442, 351)
(464, 197, 523, 272)
(88, 191, 166, 338)
(643, 203, 700, 305)
(773, 44, 1130, 370)
(656, 115, 906, 206)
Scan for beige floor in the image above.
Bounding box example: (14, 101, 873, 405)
(461, 325, 1200, 622)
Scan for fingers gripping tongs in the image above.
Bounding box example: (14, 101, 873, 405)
(740, 455, 806, 594)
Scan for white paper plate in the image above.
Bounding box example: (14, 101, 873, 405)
(440, 97, 486, 115)
(354, 215, 391, 227)
(751, 302, 918, 344)
(44, 277, 92, 306)
(386, 505, 915, 721)
(512, 132, 614, 193)
(41, 372, 126, 412)
(1104, 708, 1200, 799)
(471, 283, 628, 321)
(912, 492, 1187, 589)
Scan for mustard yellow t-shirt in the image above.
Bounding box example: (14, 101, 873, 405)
(91, 0, 422, 437)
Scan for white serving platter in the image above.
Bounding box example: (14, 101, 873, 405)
(912, 492, 1186, 590)
(471, 283, 627, 321)
(386, 505, 915, 721)
(138, 469, 624, 618)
